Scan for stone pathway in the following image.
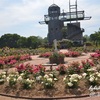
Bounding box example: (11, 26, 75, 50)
(0, 50, 99, 100)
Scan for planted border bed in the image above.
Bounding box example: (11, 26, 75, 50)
(0, 58, 100, 99)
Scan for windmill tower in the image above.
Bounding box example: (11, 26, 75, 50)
(39, 0, 91, 45)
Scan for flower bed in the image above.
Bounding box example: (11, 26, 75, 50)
(0, 54, 32, 69)
(0, 59, 100, 98)
(49, 52, 65, 64)
(39, 51, 81, 58)
(64, 51, 81, 57)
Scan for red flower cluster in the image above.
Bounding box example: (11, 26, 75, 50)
(0, 54, 32, 67)
(16, 64, 45, 74)
(0, 59, 5, 66)
(64, 51, 80, 57)
(81, 59, 94, 67)
(91, 53, 100, 58)
(96, 50, 100, 54)
(39, 52, 51, 58)
(20, 55, 32, 60)
(56, 64, 67, 74)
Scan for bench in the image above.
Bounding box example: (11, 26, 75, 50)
(42, 63, 57, 71)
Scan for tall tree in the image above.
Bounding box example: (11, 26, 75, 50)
(0, 33, 20, 48)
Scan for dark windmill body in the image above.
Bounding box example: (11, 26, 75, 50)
(39, 0, 91, 45)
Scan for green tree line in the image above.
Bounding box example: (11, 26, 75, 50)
(83, 28, 100, 46)
(0, 33, 48, 49)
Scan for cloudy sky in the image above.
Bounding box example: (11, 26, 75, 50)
(0, 0, 100, 38)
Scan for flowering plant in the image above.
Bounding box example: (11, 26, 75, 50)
(0, 71, 6, 84)
(63, 74, 82, 88)
(67, 61, 81, 74)
(22, 78, 35, 89)
(42, 74, 58, 89)
(83, 69, 100, 86)
(6, 73, 19, 87)
(83, 71, 100, 86)
(56, 64, 67, 75)
(49, 52, 65, 64)
(0, 59, 5, 68)
(39, 52, 51, 58)
(81, 59, 94, 72)
(42, 74, 54, 89)
(33, 64, 45, 76)
(64, 51, 81, 57)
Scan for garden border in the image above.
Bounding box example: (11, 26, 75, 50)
(0, 93, 90, 100)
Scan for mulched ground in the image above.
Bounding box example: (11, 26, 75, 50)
(0, 51, 99, 100)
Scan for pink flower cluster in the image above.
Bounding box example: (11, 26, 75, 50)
(91, 50, 100, 59)
(16, 64, 45, 74)
(39, 51, 81, 58)
(64, 51, 81, 57)
(96, 50, 100, 54)
(20, 55, 32, 61)
(81, 59, 94, 67)
(0, 59, 5, 66)
(91, 53, 100, 58)
(39, 52, 51, 58)
(0, 54, 32, 67)
(56, 64, 67, 72)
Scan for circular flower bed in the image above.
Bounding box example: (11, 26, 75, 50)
(0, 59, 100, 98)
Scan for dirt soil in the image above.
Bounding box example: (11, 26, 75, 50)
(0, 50, 99, 100)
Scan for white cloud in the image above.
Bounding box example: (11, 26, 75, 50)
(0, 0, 100, 37)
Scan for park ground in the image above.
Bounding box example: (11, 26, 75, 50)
(0, 49, 100, 100)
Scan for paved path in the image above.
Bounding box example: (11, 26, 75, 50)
(0, 50, 99, 100)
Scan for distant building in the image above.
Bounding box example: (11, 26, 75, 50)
(39, 0, 91, 45)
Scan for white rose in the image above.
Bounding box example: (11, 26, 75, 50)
(74, 79, 78, 82)
(26, 78, 30, 83)
(2, 75, 6, 79)
(71, 74, 78, 79)
(87, 68, 95, 72)
(54, 78, 58, 81)
(47, 78, 52, 82)
(2, 72, 6, 75)
(13, 78, 16, 82)
(20, 73, 24, 76)
(95, 78, 98, 81)
(97, 73, 100, 78)
(49, 74, 53, 77)
(63, 77, 66, 81)
(69, 77, 74, 82)
(0, 79, 4, 82)
(78, 75, 82, 79)
(46, 83, 49, 85)
(67, 82, 73, 87)
(44, 74, 49, 79)
(89, 77, 94, 82)
(6, 77, 10, 82)
(17, 76, 23, 81)
(29, 84, 32, 87)
(36, 76, 42, 81)
(82, 73, 87, 78)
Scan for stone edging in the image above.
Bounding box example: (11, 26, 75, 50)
(0, 93, 90, 100)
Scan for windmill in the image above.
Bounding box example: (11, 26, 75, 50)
(39, 0, 91, 45)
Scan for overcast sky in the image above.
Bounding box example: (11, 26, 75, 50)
(0, 0, 100, 38)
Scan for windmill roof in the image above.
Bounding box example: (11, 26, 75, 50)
(49, 4, 59, 8)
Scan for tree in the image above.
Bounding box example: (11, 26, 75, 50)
(17, 36, 27, 48)
(26, 36, 42, 49)
(90, 28, 100, 46)
(83, 35, 90, 43)
(61, 26, 67, 38)
(0, 33, 20, 48)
